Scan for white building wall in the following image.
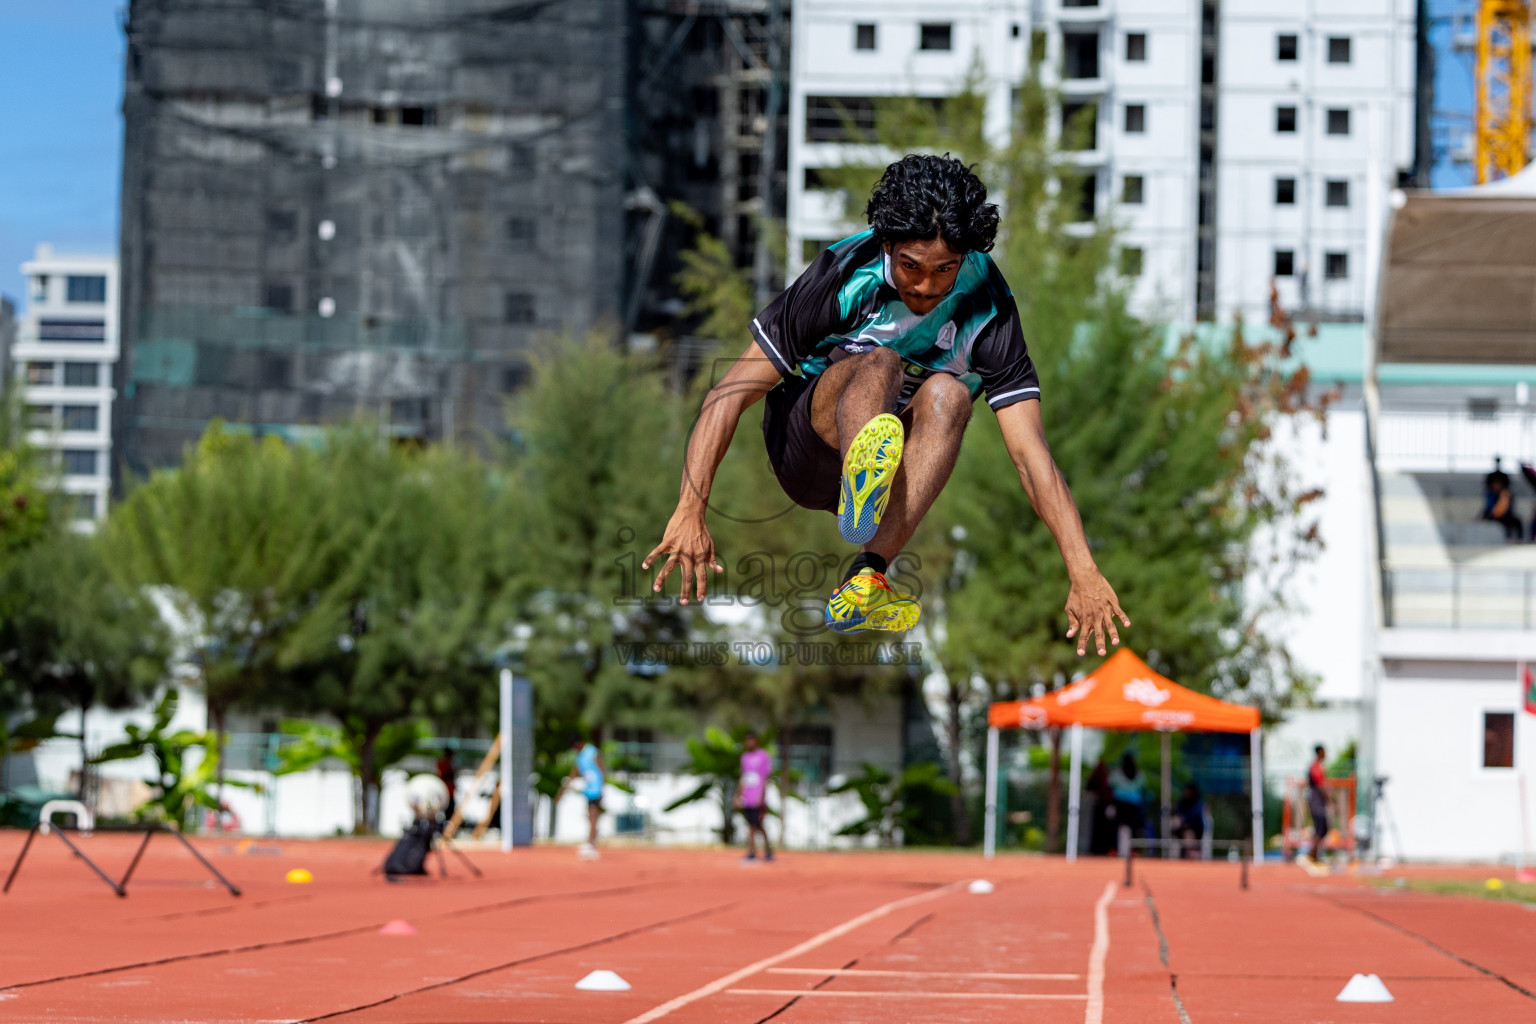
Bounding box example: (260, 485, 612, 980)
(788, 1, 1414, 329)
(12, 243, 119, 524)
(1375, 657, 1535, 863)
(1214, 0, 1415, 324)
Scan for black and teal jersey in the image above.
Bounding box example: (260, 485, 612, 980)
(749, 230, 1041, 412)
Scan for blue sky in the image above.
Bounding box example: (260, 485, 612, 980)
(0, 1, 124, 305)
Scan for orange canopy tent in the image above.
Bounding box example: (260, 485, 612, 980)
(982, 649, 1263, 861)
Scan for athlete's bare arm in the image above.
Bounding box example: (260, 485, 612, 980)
(644, 339, 783, 603)
(995, 400, 1130, 657)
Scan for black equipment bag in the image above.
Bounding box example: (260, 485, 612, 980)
(383, 818, 437, 876)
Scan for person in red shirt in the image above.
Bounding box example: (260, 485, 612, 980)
(1308, 745, 1330, 861)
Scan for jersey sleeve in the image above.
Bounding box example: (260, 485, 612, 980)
(749, 246, 857, 378)
(972, 297, 1041, 411)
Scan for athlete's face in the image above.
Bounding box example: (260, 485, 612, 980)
(886, 238, 963, 315)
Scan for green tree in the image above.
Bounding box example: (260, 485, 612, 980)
(103, 425, 336, 796)
(497, 333, 700, 746)
(276, 430, 505, 831)
(0, 531, 170, 794)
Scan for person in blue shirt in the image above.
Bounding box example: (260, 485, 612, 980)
(644, 154, 1126, 649)
(559, 734, 605, 858)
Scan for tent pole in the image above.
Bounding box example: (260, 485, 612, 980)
(1250, 728, 1264, 870)
(1161, 731, 1172, 860)
(1066, 723, 1083, 863)
(983, 727, 1000, 860)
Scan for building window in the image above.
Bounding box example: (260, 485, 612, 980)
(1327, 36, 1351, 64)
(1274, 250, 1295, 277)
(38, 319, 105, 343)
(504, 292, 536, 325)
(919, 23, 952, 51)
(62, 362, 99, 387)
(1064, 31, 1099, 79)
(1119, 247, 1143, 276)
(1124, 104, 1146, 133)
(1122, 174, 1144, 204)
(1277, 33, 1298, 61)
(61, 405, 99, 432)
(267, 209, 298, 239)
(1276, 106, 1297, 133)
(1070, 172, 1097, 221)
(1126, 32, 1147, 62)
(510, 144, 536, 174)
(1484, 712, 1515, 768)
(25, 362, 55, 386)
(805, 95, 878, 142)
(66, 276, 107, 303)
(31, 275, 48, 303)
(1325, 180, 1350, 207)
(507, 217, 536, 243)
(26, 405, 53, 430)
(1325, 251, 1348, 279)
(1327, 108, 1351, 135)
(1061, 101, 1098, 151)
(263, 283, 294, 313)
(62, 449, 97, 477)
(855, 23, 876, 50)
(1275, 177, 1296, 204)
(69, 493, 97, 521)
(399, 106, 436, 127)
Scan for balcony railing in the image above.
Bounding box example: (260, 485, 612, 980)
(1376, 408, 1536, 473)
(1384, 565, 1536, 630)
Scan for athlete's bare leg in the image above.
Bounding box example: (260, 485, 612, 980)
(868, 373, 971, 560)
(809, 346, 903, 456)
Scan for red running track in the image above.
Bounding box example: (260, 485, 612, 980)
(1, 832, 1533, 1023)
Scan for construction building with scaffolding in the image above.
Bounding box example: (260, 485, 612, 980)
(116, 0, 787, 476)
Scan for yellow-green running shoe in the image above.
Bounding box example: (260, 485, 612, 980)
(824, 569, 921, 633)
(838, 413, 903, 545)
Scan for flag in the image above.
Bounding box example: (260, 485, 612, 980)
(1524, 661, 1536, 717)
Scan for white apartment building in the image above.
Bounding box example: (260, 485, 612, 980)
(788, 0, 1416, 326)
(13, 244, 119, 524)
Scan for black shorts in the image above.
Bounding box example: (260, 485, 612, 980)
(586, 796, 603, 813)
(741, 805, 765, 828)
(763, 373, 841, 512)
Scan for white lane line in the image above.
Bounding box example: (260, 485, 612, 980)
(1085, 881, 1116, 1024)
(727, 990, 1088, 1001)
(620, 880, 965, 1023)
(768, 968, 1082, 981)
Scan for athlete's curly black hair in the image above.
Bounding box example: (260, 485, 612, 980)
(864, 153, 999, 254)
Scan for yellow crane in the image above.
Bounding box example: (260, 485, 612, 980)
(1475, 0, 1533, 182)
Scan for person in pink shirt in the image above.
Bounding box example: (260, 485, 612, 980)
(736, 732, 774, 863)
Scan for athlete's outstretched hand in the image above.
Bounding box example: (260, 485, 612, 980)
(1064, 573, 1130, 658)
(644, 509, 724, 605)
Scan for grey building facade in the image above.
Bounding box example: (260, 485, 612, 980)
(117, 0, 787, 477)
(118, 0, 629, 473)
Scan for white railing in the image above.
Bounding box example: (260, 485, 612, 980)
(1384, 566, 1536, 630)
(1376, 408, 1536, 474)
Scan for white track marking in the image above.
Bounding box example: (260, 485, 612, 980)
(768, 968, 1082, 981)
(1084, 881, 1116, 1024)
(620, 880, 965, 1023)
(728, 989, 1086, 1000)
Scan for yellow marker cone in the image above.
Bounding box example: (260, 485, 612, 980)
(286, 868, 313, 884)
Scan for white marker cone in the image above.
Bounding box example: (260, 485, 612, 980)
(1336, 973, 1394, 1002)
(575, 970, 631, 992)
(378, 919, 417, 936)
(968, 879, 995, 894)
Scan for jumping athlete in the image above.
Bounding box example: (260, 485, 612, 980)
(645, 154, 1127, 653)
